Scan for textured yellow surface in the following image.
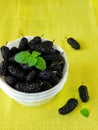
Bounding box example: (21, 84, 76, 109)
(0, 0, 98, 130)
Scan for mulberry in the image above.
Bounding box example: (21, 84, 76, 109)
(49, 76, 59, 86)
(8, 65, 25, 80)
(1, 46, 10, 60)
(29, 36, 41, 45)
(29, 36, 41, 50)
(10, 47, 19, 56)
(40, 81, 52, 91)
(35, 44, 55, 53)
(5, 76, 17, 86)
(26, 70, 36, 82)
(78, 85, 89, 102)
(42, 54, 63, 62)
(67, 37, 80, 50)
(60, 56, 65, 71)
(38, 70, 54, 80)
(0, 61, 8, 76)
(19, 37, 29, 51)
(41, 40, 53, 48)
(49, 61, 61, 71)
(14, 82, 41, 93)
(56, 72, 63, 79)
(58, 98, 78, 115)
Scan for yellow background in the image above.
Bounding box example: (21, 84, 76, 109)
(0, 0, 98, 130)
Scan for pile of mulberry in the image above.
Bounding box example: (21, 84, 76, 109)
(0, 36, 65, 93)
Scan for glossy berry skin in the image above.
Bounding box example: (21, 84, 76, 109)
(78, 85, 89, 102)
(1, 46, 10, 60)
(0, 61, 8, 76)
(58, 98, 78, 115)
(14, 82, 40, 93)
(67, 37, 80, 50)
(8, 65, 25, 80)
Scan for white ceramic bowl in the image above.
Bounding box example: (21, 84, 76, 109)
(0, 36, 68, 106)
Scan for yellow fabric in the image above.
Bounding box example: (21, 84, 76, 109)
(0, 0, 98, 130)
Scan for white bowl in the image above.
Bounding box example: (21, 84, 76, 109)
(0, 36, 68, 106)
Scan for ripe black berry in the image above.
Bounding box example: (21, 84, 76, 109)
(49, 76, 59, 86)
(49, 61, 61, 71)
(14, 82, 41, 93)
(10, 47, 19, 56)
(78, 85, 89, 102)
(26, 70, 36, 82)
(42, 54, 63, 62)
(40, 81, 52, 91)
(67, 37, 80, 50)
(38, 70, 54, 80)
(1, 46, 10, 60)
(58, 98, 78, 115)
(0, 61, 8, 76)
(29, 36, 41, 50)
(19, 37, 29, 51)
(5, 76, 17, 86)
(41, 40, 53, 48)
(8, 65, 25, 80)
(29, 36, 41, 45)
(56, 72, 63, 79)
(34, 44, 55, 53)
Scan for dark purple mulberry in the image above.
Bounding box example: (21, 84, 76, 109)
(26, 70, 36, 82)
(20, 64, 35, 73)
(42, 54, 63, 62)
(41, 40, 53, 48)
(1, 46, 10, 60)
(49, 76, 59, 86)
(0, 61, 8, 76)
(67, 37, 80, 50)
(49, 61, 61, 71)
(29, 36, 41, 45)
(40, 81, 52, 91)
(56, 72, 63, 79)
(38, 70, 54, 80)
(8, 65, 25, 80)
(5, 76, 17, 86)
(10, 47, 19, 56)
(34, 44, 55, 53)
(14, 82, 40, 93)
(60, 56, 65, 70)
(58, 98, 78, 115)
(19, 37, 29, 51)
(78, 85, 89, 102)
(55, 49, 61, 55)
(29, 36, 41, 50)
